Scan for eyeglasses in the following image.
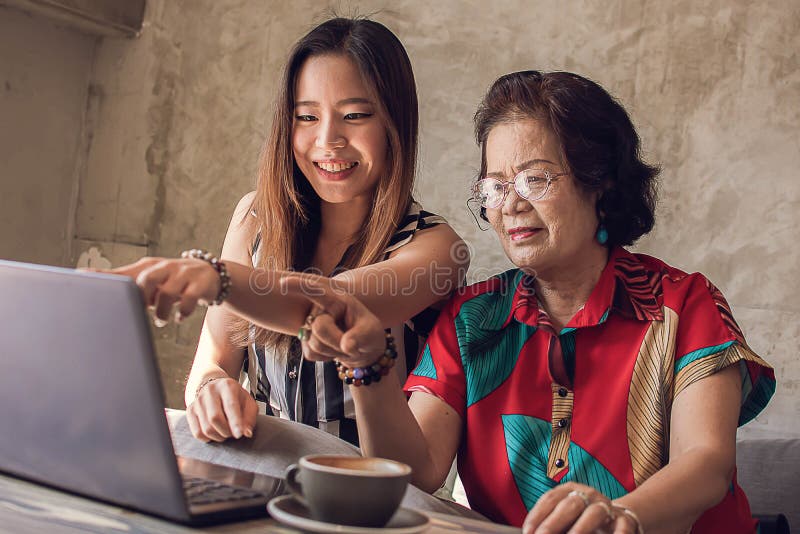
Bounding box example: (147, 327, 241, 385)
(472, 168, 568, 209)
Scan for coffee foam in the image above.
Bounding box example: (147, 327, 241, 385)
(303, 455, 411, 476)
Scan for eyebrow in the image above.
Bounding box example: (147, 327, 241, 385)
(294, 97, 374, 107)
(485, 158, 557, 178)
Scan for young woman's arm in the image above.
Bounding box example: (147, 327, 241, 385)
(183, 192, 259, 442)
(113, 201, 468, 364)
(110, 192, 468, 438)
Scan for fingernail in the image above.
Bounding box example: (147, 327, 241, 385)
(232, 425, 242, 439)
(244, 427, 253, 438)
(153, 317, 168, 328)
(174, 311, 184, 323)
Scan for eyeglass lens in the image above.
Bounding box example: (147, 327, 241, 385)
(475, 169, 550, 208)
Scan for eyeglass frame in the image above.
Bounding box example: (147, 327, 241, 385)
(472, 168, 569, 209)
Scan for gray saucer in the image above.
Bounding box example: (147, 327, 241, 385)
(267, 495, 431, 533)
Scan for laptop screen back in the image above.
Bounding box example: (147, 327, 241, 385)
(0, 260, 189, 520)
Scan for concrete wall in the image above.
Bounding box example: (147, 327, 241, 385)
(0, 6, 96, 265)
(3, 1, 798, 436)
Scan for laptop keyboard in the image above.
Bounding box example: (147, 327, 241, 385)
(183, 476, 268, 506)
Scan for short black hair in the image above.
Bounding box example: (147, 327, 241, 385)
(473, 70, 659, 247)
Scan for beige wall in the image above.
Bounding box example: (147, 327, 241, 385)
(0, 6, 96, 265)
(2, 1, 798, 437)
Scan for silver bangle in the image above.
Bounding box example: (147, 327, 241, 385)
(615, 505, 644, 534)
(591, 500, 615, 524)
(194, 376, 224, 401)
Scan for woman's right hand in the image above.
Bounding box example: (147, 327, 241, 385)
(185, 377, 258, 442)
(279, 274, 387, 368)
(107, 257, 222, 325)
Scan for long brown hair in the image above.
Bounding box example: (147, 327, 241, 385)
(231, 17, 419, 348)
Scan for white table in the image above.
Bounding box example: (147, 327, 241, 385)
(0, 410, 520, 533)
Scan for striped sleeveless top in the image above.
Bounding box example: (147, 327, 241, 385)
(241, 201, 446, 446)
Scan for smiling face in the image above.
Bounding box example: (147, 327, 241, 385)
(292, 53, 389, 206)
(484, 118, 602, 278)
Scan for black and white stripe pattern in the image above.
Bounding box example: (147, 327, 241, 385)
(242, 201, 446, 446)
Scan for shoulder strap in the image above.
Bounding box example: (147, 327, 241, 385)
(383, 201, 446, 256)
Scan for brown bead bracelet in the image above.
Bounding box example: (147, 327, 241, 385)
(335, 332, 397, 387)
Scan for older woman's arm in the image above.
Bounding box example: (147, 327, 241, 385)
(278, 275, 463, 493)
(523, 363, 742, 534)
(350, 384, 462, 494)
(609, 362, 742, 534)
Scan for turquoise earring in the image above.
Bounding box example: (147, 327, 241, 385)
(596, 225, 609, 245)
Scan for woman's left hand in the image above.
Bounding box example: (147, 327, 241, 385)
(279, 274, 387, 368)
(522, 482, 630, 534)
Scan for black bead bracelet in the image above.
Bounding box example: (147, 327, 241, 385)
(180, 249, 232, 305)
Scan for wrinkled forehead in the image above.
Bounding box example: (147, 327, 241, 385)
(484, 118, 563, 177)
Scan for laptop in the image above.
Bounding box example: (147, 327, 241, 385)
(0, 259, 286, 525)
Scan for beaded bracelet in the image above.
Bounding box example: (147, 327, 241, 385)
(180, 249, 232, 305)
(335, 332, 397, 387)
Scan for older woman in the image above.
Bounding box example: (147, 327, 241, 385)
(283, 70, 775, 534)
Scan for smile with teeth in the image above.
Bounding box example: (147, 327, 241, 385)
(315, 161, 358, 172)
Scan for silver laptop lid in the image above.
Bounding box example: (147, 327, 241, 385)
(0, 260, 189, 521)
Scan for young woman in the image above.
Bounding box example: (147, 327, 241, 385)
(111, 17, 468, 447)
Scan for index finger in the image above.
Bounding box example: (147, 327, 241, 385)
(107, 257, 159, 279)
(522, 487, 568, 532)
(218, 384, 246, 439)
(279, 275, 347, 316)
